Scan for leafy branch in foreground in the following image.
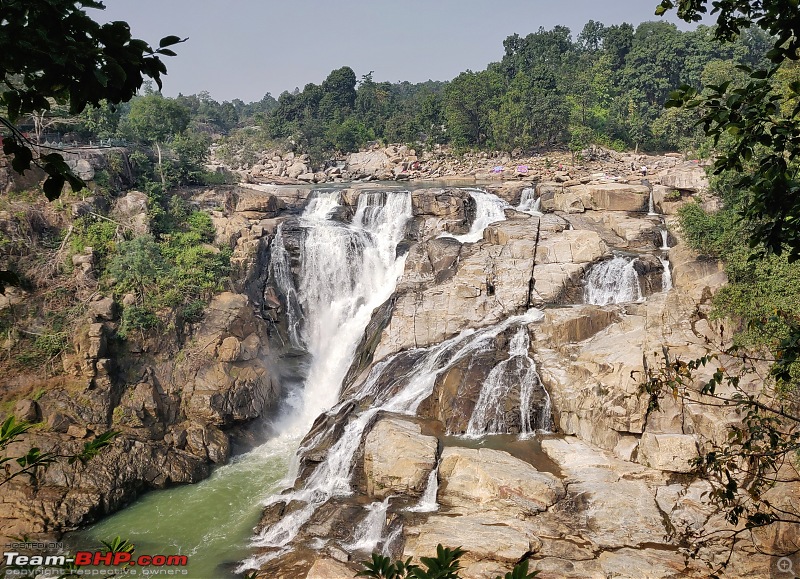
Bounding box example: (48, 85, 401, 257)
(638, 345, 800, 569)
(0, 415, 119, 487)
(0, 0, 185, 199)
(357, 544, 538, 579)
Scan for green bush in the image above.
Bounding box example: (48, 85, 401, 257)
(358, 545, 538, 579)
(71, 216, 119, 263)
(118, 306, 159, 339)
(678, 197, 800, 380)
(106, 203, 231, 340)
(33, 332, 69, 358)
(677, 202, 741, 257)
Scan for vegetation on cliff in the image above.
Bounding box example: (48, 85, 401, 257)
(640, 0, 800, 568)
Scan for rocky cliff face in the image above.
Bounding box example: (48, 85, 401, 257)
(0, 183, 293, 542)
(240, 174, 796, 579)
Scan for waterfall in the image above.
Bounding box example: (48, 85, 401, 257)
(290, 190, 412, 430)
(660, 257, 673, 292)
(229, 190, 411, 573)
(381, 525, 404, 557)
(517, 187, 542, 215)
(268, 226, 303, 349)
(444, 189, 510, 243)
(660, 229, 669, 250)
(585, 256, 643, 305)
(465, 326, 550, 437)
(238, 309, 544, 572)
(345, 497, 391, 552)
(647, 188, 658, 216)
(407, 462, 439, 513)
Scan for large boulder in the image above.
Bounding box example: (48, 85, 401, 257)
(410, 188, 474, 238)
(438, 447, 565, 515)
(363, 417, 437, 498)
(638, 432, 699, 473)
(179, 292, 279, 426)
(346, 150, 392, 179)
(111, 191, 149, 235)
(231, 188, 284, 216)
(576, 183, 650, 212)
(403, 514, 540, 565)
(658, 164, 709, 192)
(541, 437, 668, 549)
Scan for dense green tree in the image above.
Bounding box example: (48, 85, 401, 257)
(577, 20, 606, 52)
(491, 70, 568, 150)
(121, 94, 190, 188)
(169, 130, 212, 185)
(444, 70, 504, 146)
(0, 0, 182, 199)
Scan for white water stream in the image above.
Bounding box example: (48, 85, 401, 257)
(465, 326, 551, 437)
(345, 496, 392, 552)
(407, 462, 440, 513)
(648, 187, 658, 216)
(585, 256, 643, 305)
(517, 187, 542, 215)
(442, 189, 510, 243)
(660, 256, 673, 292)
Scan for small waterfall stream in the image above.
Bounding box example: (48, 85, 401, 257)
(585, 256, 643, 305)
(660, 257, 673, 291)
(647, 187, 658, 216)
(465, 327, 550, 437)
(407, 461, 440, 513)
(443, 189, 510, 243)
(345, 496, 392, 552)
(660, 229, 670, 250)
(517, 187, 542, 215)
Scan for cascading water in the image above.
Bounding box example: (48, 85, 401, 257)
(443, 189, 510, 243)
(465, 326, 550, 437)
(407, 462, 439, 513)
(238, 309, 544, 572)
(291, 190, 412, 428)
(647, 188, 658, 216)
(74, 190, 412, 578)
(517, 187, 542, 215)
(585, 256, 643, 305)
(269, 226, 303, 348)
(660, 229, 670, 250)
(345, 496, 392, 552)
(660, 257, 673, 292)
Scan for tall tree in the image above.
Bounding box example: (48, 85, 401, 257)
(444, 70, 504, 146)
(121, 94, 190, 189)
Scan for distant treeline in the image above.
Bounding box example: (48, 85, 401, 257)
(30, 19, 772, 167)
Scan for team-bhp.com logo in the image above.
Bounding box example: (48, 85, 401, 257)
(75, 552, 188, 567)
(3, 550, 189, 576)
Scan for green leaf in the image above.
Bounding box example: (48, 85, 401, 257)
(159, 35, 184, 48)
(43, 175, 66, 201)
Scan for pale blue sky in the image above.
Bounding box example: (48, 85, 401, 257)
(97, 1, 707, 102)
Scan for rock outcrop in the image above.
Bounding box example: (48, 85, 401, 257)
(244, 174, 791, 579)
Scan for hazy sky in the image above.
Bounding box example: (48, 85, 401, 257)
(96, 1, 705, 103)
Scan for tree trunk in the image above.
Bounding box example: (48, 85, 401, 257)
(156, 142, 166, 191)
